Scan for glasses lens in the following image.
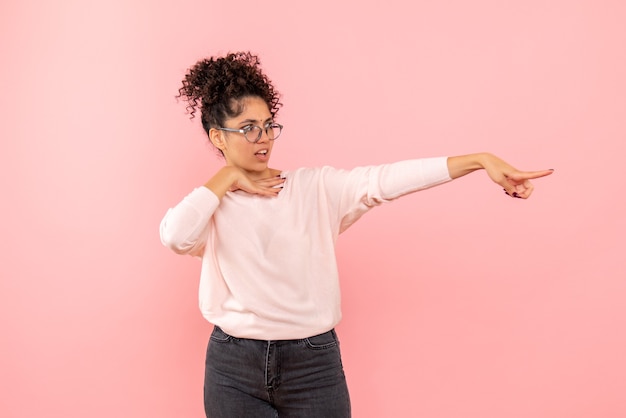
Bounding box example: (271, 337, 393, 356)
(243, 126, 263, 143)
(242, 124, 282, 142)
(267, 123, 282, 140)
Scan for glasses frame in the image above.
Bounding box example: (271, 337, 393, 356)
(216, 122, 283, 144)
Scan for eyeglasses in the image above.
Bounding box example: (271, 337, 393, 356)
(216, 122, 283, 144)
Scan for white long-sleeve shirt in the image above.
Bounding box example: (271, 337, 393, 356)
(160, 157, 452, 340)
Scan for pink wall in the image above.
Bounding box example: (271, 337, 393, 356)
(1, 0, 625, 417)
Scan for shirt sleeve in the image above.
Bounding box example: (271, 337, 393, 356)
(159, 186, 220, 256)
(319, 157, 452, 233)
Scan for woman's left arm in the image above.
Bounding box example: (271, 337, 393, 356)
(447, 153, 554, 199)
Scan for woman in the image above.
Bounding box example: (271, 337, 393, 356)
(160, 52, 553, 417)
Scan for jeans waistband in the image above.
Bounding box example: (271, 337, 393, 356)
(213, 326, 336, 344)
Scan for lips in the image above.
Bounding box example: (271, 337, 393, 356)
(254, 148, 270, 161)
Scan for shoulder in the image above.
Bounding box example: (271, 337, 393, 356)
(283, 165, 347, 176)
(282, 166, 349, 183)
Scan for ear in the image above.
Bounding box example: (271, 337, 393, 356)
(209, 128, 227, 151)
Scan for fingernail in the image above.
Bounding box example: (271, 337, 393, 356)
(512, 192, 519, 198)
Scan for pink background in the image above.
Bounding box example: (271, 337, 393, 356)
(1, 0, 625, 417)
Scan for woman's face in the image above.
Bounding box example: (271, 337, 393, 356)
(213, 96, 276, 179)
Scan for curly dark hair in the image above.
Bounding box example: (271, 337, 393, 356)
(177, 52, 282, 142)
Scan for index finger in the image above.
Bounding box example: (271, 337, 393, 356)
(513, 169, 554, 181)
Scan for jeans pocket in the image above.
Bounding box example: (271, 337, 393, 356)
(304, 329, 339, 350)
(209, 326, 233, 343)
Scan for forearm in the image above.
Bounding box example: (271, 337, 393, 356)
(161, 167, 241, 254)
(446, 153, 492, 179)
(329, 157, 451, 217)
(203, 166, 239, 199)
(160, 187, 219, 255)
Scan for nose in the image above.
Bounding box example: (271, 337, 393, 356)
(256, 127, 271, 143)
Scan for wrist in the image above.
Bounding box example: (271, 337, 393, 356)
(447, 153, 491, 179)
(204, 166, 241, 199)
(475, 152, 493, 170)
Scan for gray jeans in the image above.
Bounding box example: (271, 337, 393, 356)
(204, 326, 351, 417)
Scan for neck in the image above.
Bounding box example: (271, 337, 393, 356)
(242, 167, 277, 181)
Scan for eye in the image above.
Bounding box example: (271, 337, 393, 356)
(241, 125, 255, 132)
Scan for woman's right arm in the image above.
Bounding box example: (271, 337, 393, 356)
(203, 166, 285, 199)
(160, 166, 285, 256)
(159, 186, 220, 256)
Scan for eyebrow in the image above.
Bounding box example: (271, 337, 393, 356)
(238, 117, 273, 126)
